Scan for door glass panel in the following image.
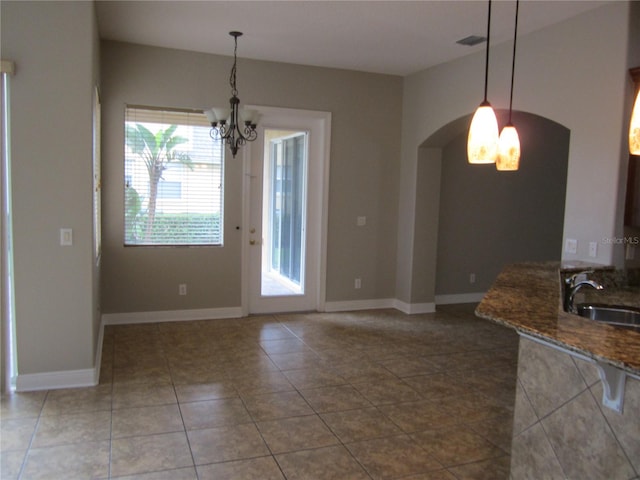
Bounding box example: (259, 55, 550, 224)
(261, 130, 307, 296)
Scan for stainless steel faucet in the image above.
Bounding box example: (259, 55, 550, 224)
(564, 271, 604, 313)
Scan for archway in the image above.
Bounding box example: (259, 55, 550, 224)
(411, 110, 570, 305)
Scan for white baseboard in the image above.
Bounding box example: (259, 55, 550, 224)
(15, 368, 97, 392)
(102, 296, 485, 324)
(324, 298, 436, 315)
(102, 306, 243, 325)
(324, 298, 396, 312)
(435, 292, 486, 305)
(393, 300, 436, 314)
(15, 317, 106, 392)
(14, 295, 488, 392)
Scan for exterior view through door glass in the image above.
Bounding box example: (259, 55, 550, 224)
(262, 130, 307, 296)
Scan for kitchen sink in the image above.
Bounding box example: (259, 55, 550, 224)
(576, 304, 640, 329)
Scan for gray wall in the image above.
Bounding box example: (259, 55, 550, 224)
(398, 2, 636, 305)
(1, 1, 100, 376)
(435, 112, 569, 295)
(100, 41, 403, 313)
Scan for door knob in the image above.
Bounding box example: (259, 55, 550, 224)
(250, 239, 256, 245)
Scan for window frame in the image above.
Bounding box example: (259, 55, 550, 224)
(123, 105, 225, 247)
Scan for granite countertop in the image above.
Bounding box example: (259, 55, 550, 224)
(475, 261, 640, 377)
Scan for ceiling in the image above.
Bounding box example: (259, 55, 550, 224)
(95, 0, 609, 76)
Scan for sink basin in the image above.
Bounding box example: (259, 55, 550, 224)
(576, 304, 640, 329)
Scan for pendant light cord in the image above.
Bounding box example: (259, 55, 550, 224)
(508, 0, 520, 124)
(483, 0, 492, 102)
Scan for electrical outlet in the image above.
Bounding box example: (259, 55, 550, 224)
(179, 284, 187, 295)
(588, 241, 598, 258)
(469, 273, 476, 284)
(354, 278, 362, 289)
(60, 228, 73, 246)
(565, 238, 578, 254)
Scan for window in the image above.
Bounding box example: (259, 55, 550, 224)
(266, 132, 307, 291)
(124, 106, 224, 246)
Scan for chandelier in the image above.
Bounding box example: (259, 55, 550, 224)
(205, 31, 258, 158)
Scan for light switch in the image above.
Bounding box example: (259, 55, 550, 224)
(60, 228, 73, 246)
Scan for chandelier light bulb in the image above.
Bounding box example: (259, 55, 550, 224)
(497, 124, 521, 171)
(468, 102, 499, 164)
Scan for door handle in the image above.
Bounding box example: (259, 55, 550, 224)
(250, 239, 256, 245)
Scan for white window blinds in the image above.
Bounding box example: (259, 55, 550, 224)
(124, 106, 224, 246)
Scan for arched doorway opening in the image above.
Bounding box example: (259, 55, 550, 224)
(412, 110, 570, 305)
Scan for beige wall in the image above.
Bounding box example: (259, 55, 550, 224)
(100, 41, 403, 313)
(398, 2, 637, 305)
(1, 1, 100, 375)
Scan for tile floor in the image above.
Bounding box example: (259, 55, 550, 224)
(1, 304, 519, 479)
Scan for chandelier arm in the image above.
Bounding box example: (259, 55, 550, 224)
(243, 125, 258, 141)
(219, 123, 229, 139)
(229, 129, 246, 143)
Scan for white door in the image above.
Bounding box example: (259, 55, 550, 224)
(244, 107, 330, 314)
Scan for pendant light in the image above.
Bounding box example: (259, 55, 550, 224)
(630, 68, 640, 154)
(468, 0, 499, 164)
(205, 31, 258, 158)
(497, 0, 521, 171)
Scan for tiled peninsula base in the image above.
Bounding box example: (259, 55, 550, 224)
(510, 336, 639, 479)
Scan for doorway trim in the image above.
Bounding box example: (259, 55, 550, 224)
(240, 106, 331, 316)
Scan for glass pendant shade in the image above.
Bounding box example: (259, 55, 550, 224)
(496, 124, 520, 171)
(467, 102, 499, 164)
(630, 89, 640, 155)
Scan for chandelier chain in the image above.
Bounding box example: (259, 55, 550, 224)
(230, 34, 238, 97)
